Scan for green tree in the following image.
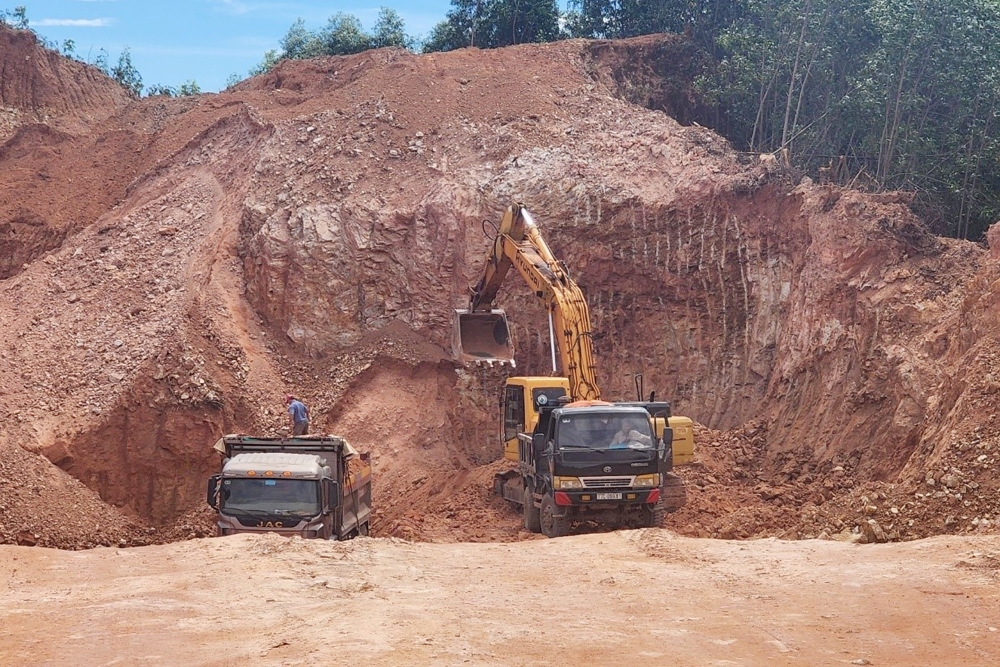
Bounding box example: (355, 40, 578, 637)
(12, 4, 27, 29)
(177, 80, 201, 96)
(145, 84, 175, 97)
(424, 0, 561, 51)
(703, 0, 875, 154)
(265, 9, 415, 67)
(491, 0, 561, 45)
(566, 0, 745, 51)
(319, 12, 371, 55)
(280, 18, 323, 59)
(696, 0, 1000, 239)
(423, 0, 484, 51)
(111, 46, 143, 97)
(371, 7, 412, 48)
(1, 5, 29, 29)
(249, 49, 281, 76)
(92, 47, 110, 74)
(857, 0, 1000, 237)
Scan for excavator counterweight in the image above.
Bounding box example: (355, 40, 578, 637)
(453, 309, 514, 365)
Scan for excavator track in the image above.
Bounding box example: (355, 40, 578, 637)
(660, 473, 687, 512)
(648, 473, 687, 528)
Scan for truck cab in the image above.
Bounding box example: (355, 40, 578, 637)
(207, 436, 372, 540)
(495, 380, 687, 537)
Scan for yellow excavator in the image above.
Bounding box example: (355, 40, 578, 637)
(456, 203, 693, 537)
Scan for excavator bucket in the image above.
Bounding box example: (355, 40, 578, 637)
(453, 309, 515, 366)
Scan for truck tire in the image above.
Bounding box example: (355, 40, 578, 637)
(523, 486, 541, 533)
(646, 501, 666, 528)
(540, 494, 569, 538)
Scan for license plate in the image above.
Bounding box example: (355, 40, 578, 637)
(596, 492, 622, 500)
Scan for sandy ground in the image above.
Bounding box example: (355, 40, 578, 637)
(3, 532, 1000, 666)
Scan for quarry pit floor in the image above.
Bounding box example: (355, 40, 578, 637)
(3, 530, 999, 666)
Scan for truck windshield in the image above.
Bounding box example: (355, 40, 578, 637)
(556, 414, 653, 451)
(221, 478, 320, 516)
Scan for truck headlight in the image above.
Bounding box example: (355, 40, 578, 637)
(554, 476, 584, 489)
(634, 474, 660, 488)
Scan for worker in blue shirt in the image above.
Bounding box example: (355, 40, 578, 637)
(285, 394, 310, 435)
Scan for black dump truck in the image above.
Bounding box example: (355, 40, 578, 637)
(495, 397, 686, 538)
(207, 435, 372, 540)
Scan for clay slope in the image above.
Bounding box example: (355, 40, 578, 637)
(0, 25, 128, 134)
(0, 25, 132, 279)
(1, 33, 999, 548)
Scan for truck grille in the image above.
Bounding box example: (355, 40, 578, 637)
(581, 476, 633, 488)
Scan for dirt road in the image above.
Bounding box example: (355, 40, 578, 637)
(3, 531, 999, 666)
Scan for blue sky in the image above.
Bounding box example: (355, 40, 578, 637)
(15, 1, 455, 92)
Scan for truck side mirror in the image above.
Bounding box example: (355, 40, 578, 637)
(206, 475, 221, 509)
(659, 427, 674, 452)
(532, 433, 548, 457)
(658, 428, 674, 472)
(323, 479, 341, 511)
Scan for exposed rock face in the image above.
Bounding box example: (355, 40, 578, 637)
(240, 187, 484, 353)
(232, 51, 969, 489)
(0, 31, 999, 546)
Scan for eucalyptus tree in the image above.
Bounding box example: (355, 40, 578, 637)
(424, 0, 561, 51)
(856, 0, 1000, 237)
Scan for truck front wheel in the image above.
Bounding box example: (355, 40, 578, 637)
(523, 485, 541, 533)
(645, 501, 666, 528)
(540, 494, 569, 538)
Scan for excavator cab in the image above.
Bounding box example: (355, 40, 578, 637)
(453, 309, 515, 365)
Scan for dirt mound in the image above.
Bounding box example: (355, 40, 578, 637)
(0, 25, 128, 135)
(0, 25, 137, 278)
(1, 33, 1000, 549)
(0, 442, 142, 548)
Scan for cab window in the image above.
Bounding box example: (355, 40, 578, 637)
(504, 386, 524, 441)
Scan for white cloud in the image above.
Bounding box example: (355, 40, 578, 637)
(213, 0, 251, 14)
(36, 18, 114, 27)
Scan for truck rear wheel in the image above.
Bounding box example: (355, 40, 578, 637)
(523, 486, 541, 533)
(540, 494, 569, 538)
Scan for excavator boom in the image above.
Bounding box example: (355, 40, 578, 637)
(455, 204, 600, 400)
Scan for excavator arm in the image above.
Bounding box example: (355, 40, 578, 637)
(457, 204, 600, 401)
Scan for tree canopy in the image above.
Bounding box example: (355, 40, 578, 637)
(423, 0, 561, 51)
(252, 7, 414, 74)
(421, 0, 1000, 239)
